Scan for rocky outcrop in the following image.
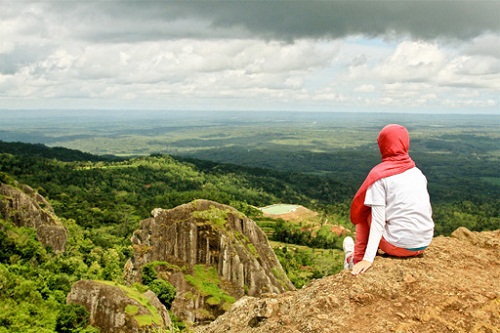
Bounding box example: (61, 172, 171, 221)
(67, 280, 173, 333)
(0, 182, 67, 252)
(125, 199, 295, 324)
(194, 228, 500, 333)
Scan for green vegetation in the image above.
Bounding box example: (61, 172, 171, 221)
(141, 261, 177, 309)
(0, 152, 352, 232)
(142, 261, 169, 285)
(148, 279, 177, 309)
(2, 134, 496, 238)
(97, 280, 164, 327)
(125, 305, 139, 315)
(0, 217, 105, 333)
(55, 304, 97, 333)
(121, 286, 162, 326)
(273, 245, 344, 288)
(193, 206, 230, 229)
(0, 111, 498, 333)
(271, 219, 342, 249)
(185, 265, 236, 310)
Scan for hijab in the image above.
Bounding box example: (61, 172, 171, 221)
(350, 124, 416, 225)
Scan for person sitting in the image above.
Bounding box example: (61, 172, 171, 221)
(343, 124, 434, 275)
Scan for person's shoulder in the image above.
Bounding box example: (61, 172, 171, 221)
(403, 167, 428, 184)
(407, 166, 421, 174)
(409, 166, 426, 177)
(386, 167, 423, 182)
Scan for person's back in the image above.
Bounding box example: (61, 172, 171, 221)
(365, 167, 434, 249)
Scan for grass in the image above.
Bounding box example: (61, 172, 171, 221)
(233, 231, 260, 258)
(98, 280, 162, 327)
(185, 265, 236, 306)
(260, 204, 301, 215)
(193, 206, 229, 229)
(135, 314, 155, 326)
(125, 305, 139, 315)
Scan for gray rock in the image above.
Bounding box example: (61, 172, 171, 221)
(67, 280, 172, 333)
(124, 199, 295, 325)
(0, 182, 67, 252)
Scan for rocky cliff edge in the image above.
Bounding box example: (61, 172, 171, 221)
(0, 182, 67, 252)
(194, 227, 499, 333)
(124, 199, 295, 325)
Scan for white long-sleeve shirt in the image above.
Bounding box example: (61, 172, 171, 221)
(362, 167, 434, 263)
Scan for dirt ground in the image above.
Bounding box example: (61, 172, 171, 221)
(195, 227, 500, 333)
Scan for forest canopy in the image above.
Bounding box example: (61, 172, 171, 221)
(0, 138, 498, 332)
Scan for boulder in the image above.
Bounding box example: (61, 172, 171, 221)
(124, 199, 295, 324)
(67, 280, 173, 333)
(0, 182, 67, 252)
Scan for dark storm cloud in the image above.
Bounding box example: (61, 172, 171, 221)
(202, 1, 500, 40)
(44, 1, 500, 42)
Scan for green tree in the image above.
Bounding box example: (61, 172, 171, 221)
(55, 304, 91, 333)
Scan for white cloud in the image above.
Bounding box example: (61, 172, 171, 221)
(463, 34, 500, 58)
(1, 39, 340, 102)
(354, 84, 376, 93)
(375, 41, 446, 82)
(438, 55, 500, 91)
(454, 56, 500, 76)
(0, 1, 498, 113)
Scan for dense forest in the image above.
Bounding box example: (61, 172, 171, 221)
(0, 140, 498, 332)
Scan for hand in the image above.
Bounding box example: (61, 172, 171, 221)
(351, 260, 372, 275)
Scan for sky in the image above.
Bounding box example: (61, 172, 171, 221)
(1, 0, 500, 114)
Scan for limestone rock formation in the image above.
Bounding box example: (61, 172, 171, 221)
(67, 280, 173, 333)
(125, 199, 295, 324)
(194, 228, 500, 333)
(0, 182, 67, 252)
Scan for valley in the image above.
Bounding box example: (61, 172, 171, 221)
(0, 110, 498, 332)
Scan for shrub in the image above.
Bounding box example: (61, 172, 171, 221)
(141, 261, 168, 285)
(148, 279, 176, 309)
(55, 304, 90, 333)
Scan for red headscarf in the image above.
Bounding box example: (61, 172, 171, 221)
(350, 124, 416, 225)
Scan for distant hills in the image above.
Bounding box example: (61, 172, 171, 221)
(0, 140, 118, 162)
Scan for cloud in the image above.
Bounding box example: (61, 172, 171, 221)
(462, 34, 500, 58)
(0, 44, 54, 75)
(201, 1, 500, 41)
(5, 1, 499, 44)
(375, 41, 447, 82)
(0, 38, 338, 99)
(355, 84, 376, 93)
(339, 38, 499, 111)
(0, 1, 498, 113)
(53, 39, 338, 83)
